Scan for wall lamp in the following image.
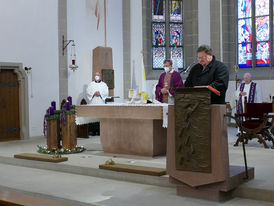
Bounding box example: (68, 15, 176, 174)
(62, 35, 78, 71)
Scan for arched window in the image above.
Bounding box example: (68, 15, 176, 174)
(237, 0, 273, 67)
(151, 0, 184, 70)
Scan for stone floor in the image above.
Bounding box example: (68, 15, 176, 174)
(0, 126, 273, 205)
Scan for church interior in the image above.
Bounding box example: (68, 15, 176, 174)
(0, 0, 274, 205)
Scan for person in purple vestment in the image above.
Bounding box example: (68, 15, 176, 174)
(235, 73, 262, 114)
(155, 59, 184, 103)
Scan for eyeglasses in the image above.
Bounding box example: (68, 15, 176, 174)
(197, 55, 208, 60)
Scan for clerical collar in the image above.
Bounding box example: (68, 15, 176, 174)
(168, 69, 174, 74)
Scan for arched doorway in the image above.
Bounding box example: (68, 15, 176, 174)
(0, 63, 29, 140)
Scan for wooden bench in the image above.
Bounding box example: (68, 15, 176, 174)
(0, 189, 74, 206)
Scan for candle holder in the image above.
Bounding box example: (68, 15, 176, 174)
(62, 35, 78, 71)
(233, 65, 240, 90)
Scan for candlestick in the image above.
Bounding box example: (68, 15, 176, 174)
(66, 101, 71, 111)
(51, 101, 56, 110)
(49, 106, 54, 115)
(67, 96, 72, 105)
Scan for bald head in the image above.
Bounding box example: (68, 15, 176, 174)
(243, 73, 252, 84)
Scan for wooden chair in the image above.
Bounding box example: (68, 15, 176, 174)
(234, 103, 274, 149)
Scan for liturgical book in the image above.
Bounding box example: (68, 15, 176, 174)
(194, 86, 220, 96)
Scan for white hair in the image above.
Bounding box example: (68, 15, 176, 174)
(244, 73, 252, 79)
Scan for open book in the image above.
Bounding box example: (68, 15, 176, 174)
(194, 85, 220, 96)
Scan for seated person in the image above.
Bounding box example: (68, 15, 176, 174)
(155, 59, 184, 103)
(86, 72, 109, 104)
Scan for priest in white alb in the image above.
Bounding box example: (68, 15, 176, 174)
(235, 72, 262, 114)
(86, 71, 109, 104)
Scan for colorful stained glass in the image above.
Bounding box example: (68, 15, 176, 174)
(170, 47, 183, 68)
(152, 23, 165, 46)
(153, 47, 166, 68)
(256, 42, 270, 66)
(152, 0, 165, 22)
(170, 0, 183, 22)
(169, 24, 183, 46)
(238, 43, 253, 67)
(256, 16, 269, 41)
(256, 0, 269, 16)
(238, 18, 252, 43)
(238, 0, 252, 18)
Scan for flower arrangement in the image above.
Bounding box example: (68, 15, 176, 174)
(37, 145, 86, 155)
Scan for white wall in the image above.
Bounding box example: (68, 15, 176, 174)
(67, 0, 124, 103)
(0, 0, 59, 137)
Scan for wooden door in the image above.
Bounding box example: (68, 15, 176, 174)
(0, 69, 20, 141)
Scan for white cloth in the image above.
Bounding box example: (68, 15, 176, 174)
(162, 104, 169, 128)
(86, 81, 109, 104)
(75, 117, 99, 125)
(75, 102, 169, 128)
(235, 82, 262, 112)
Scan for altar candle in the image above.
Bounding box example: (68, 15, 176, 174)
(67, 96, 72, 105)
(66, 101, 71, 111)
(51, 101, 56, 110)
(49, 106, 54, 115)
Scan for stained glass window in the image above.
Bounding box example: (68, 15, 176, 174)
(237, 0, 272, 67)
(238, 0, 252, 18)
(170, 0, 183, 22)
(152, 0, 165, 22)
(256, 0, 269, 15)
(256, 42, 270, 66)
(170, 47, 183, 68)
(256, 16, 269, 41)
(153, 47, 166, 68)
(238, 18, 252, 43)
(238, 43, 253, 67)
(152, 23, 166, 46)
(170, 24, 183, 46)
(152, 0, 183, 70)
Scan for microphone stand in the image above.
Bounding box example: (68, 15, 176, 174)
(180, 62, 196, 74)
(171, 62, 196, 93)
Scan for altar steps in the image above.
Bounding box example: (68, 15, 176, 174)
(0, 156, 274, 203)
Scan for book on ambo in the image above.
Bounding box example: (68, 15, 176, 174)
(194, 85, 220, 96)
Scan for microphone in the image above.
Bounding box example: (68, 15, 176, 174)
(180, 62, 196, 73)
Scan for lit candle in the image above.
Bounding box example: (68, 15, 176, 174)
(49, 106, 54, 115)
(66, 101, 70, 111)
(51, 101, 56, 110)
(67, 96, 72, 105)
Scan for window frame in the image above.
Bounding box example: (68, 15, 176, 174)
(151, 0, 184, 70)
(236, 0, 274, 68)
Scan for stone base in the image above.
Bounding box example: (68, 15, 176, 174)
(171, 165, 254, 202)
(101, 119, 167, 156)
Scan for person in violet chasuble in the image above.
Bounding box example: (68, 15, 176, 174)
(184, 45, 229, 104)
(235, 72, 262, 114)
(155, 59, 184, 103)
